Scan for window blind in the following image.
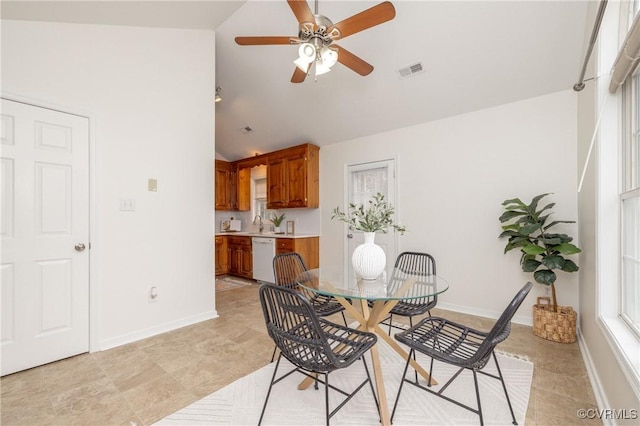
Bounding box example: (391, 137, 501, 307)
(610, 11, 640, 93)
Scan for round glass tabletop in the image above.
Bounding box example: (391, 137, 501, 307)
(296, 267, 449, 301)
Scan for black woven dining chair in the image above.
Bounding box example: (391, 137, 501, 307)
(270, 252, 349, 361)
(375, 251, 438, 335)
(368, 251, 438, 383)
(258, 283, 379, 426)
(391, 282, 533, 426)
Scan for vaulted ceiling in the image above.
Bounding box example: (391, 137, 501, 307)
(2, 1, 592, 161)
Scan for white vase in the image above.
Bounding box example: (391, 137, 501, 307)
(352, 232, 386, 280)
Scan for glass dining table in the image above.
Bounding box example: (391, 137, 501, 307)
(296, 267, 449, 426)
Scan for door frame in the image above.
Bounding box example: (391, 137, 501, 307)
(341, 157, 400, 280)
(2, 92, 99, 353)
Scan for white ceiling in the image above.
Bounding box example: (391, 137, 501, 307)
(2, 1, 592, 161)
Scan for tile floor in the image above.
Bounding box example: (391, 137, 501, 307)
(1, 280, 600, 425)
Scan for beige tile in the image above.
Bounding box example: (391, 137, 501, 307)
(536, 387, 600, 425)
(121, 373, 197, 425)
(40, 354, 107, 395)
(1, 385, 58, 426)
(1, 367, 47, 401)
(49, 376, 119, 410)
(54, 391, 139, 426)
(107, 356, 167, 393)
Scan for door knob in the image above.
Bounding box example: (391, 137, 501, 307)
(347, 233, 353, 239)
(74, 243, 86, 252)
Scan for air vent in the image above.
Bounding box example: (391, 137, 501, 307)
(240, 126, 254, 134)
(397, 62, 425, 79)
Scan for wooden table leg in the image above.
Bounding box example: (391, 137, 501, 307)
(358, 298, 392, 426)
(373, 323, 437, 386)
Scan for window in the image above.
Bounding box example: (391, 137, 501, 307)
(621, 74, 640, 335)
(254, 178, 267, 219)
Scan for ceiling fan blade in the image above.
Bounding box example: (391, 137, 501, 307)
(287, 0, 315, 25)
(291, 65, 309, 83)
(331, 1, 396, 40)
(235, 36, 295, 45)
(334, 44, 374, 76)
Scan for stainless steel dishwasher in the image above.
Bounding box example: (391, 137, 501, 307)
(252, 237, 276, 283)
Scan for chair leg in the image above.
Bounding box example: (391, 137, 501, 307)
(387, 313, 394, 335)
(472, 370, 484, 426)
(428, 356, 435, 387)
(270, 344, 277, 362)
(259, 354, 283, 425)
(341, 311, 348, 327)
(324, 372, 330, 426)
(493, 352, 518, 425)
(391, 348, 414, 423)
(408, 317, 420, 383)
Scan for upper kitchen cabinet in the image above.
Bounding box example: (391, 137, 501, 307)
(235, 154, 267, 212)
(267, 143, 319, 209)
(214, 160, 237, 210)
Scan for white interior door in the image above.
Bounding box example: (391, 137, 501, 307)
(345, 159, 397, 280)
(1, 98, 90, 376)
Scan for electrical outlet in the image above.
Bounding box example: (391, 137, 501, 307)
(149, 286, 158, 303)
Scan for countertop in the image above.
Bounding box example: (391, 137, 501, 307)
(215, 232, 320, 239)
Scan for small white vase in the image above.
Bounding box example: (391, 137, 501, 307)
(274, 226, 281, 233)
(352, 232, 386, 280)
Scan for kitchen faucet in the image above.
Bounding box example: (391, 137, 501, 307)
(253, 215, 263, 233)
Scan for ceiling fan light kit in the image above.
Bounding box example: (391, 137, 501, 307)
(235, 0, 396, 83)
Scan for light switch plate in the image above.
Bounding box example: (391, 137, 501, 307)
(148, 178, 157, 192)
(119, 198, 136, 211)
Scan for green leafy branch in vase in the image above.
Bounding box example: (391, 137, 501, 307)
(332, 192, 406, 234)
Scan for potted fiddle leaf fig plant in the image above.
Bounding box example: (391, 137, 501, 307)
(499, 193, 581, 343)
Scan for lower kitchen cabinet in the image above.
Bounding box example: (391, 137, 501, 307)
(216, 235, 318, 279)
(227, 236, 253, 279)
(276, 237, 319, 269)
(215, 236, 228, 275)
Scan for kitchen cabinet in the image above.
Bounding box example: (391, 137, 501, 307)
(215, 145, 318, 211)
(214, 160, 237, 210)
(215, 236, 229, 275)
(267, 144, 319, 209)
(236, 167, 251, 211)
(275, 237, 319, 269)
(227, 236, 253, 279)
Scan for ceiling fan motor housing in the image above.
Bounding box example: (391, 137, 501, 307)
(298, 14, 340, 47)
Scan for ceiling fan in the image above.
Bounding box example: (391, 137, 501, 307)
(235, 0, 396, 83)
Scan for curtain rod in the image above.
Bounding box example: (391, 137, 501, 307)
(574, 0, 608, 92)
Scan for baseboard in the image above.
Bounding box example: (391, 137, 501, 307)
(577, 329, 613, 425)
(96, 309, 219, 351)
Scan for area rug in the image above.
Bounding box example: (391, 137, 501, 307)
(215, 277, 253, 292)
(155, 338, 533, 426)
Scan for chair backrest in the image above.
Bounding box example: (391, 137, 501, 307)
(259, 283, 338, 372)
(272, 252, 307, 288)
(390, 252, 437, 304)
(395, 251, 437, 275)
(473, 282, 533, 364)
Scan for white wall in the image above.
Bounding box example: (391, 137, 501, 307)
(321, 91, 579, 325)
(2, 20, 217, 349)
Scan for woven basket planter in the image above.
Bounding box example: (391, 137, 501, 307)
(532, 297, 577, 343)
